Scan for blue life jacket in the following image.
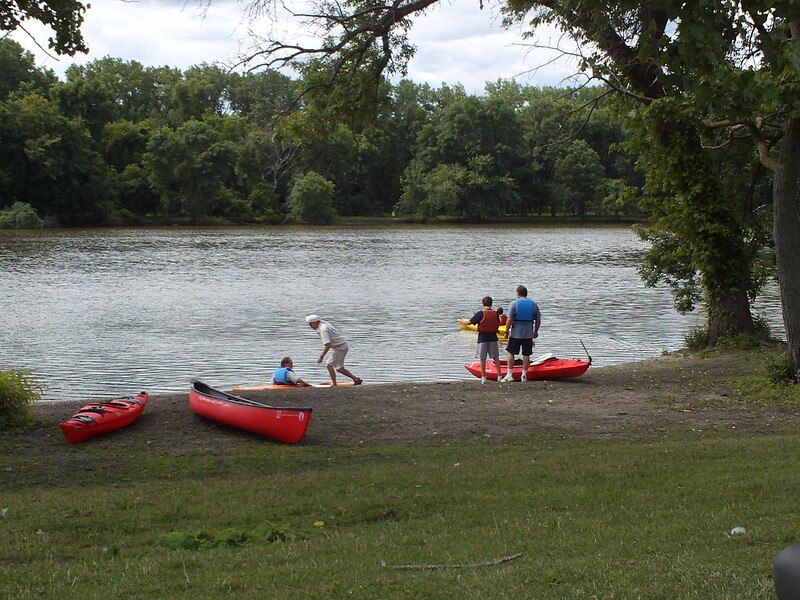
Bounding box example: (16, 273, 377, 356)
(514, 298, 536, 322)
(273, 367, 294, 385)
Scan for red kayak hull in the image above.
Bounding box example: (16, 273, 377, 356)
(464, 358, 590, 381)
(189, 380, 312, 444)
(59, 392, 149, 444)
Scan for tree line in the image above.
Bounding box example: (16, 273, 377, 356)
(0, 38, 644, 228)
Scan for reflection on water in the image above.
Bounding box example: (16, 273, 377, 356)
(0, 225, 784, 401)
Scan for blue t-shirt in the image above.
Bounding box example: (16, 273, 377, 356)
(469, 309, 499, 343)
(508, 298, 540, 340)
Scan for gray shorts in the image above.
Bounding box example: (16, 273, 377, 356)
(327, 345, 349, 370)
(477, 341, 500, 361)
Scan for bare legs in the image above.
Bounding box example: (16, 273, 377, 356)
(481, 356, 503, 380)
(327, 364, 361, 386)
(506, 351, 516, 380)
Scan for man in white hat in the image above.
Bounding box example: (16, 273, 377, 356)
(306, 315, 363, 386)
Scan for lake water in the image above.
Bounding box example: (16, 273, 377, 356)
(0, 225, 784, 401)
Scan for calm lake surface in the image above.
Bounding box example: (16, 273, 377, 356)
(0, 225, 784, 402)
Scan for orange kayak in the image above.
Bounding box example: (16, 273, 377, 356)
(230, 381, 354, 394)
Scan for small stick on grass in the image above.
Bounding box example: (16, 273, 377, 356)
(381, 552, 523, 570)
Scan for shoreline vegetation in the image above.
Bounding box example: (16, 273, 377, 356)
(0, 213, 644, 231)
(3, 347, 800, 598)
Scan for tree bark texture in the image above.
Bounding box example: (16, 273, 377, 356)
(773, 116, 800, 378)
(706, 288, 754, 347)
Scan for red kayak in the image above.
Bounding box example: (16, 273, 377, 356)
(59, 392, 149, 444)
(189, 380, 312, 444)
(465, 356, 590, 381)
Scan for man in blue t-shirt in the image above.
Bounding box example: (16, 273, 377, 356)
(501, 285, 541, 382)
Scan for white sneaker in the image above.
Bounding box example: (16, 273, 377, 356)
(500, 374, 514, 383)
(481, 377, 487, 384)
(520, 373, 528, 382)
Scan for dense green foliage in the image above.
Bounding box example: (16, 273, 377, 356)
(0, 1, 88, 56)
(0, 201, 42, 229)
(287, 171, 338, 224)
(0, 38, 643, 227)
(0, 370, 41, 429)
(762, 352, 795, 386)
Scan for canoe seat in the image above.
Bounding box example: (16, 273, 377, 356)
(78, 407, 108, 416)
(71, 415, 97, 424)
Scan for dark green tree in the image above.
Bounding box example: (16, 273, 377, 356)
(0, 92, 115, 225)
(172, 64, 234, 122)
(228, 69, 299, 124)
(552, 139, 605, 218)
(0, 38, 56, 101)
(287, 171, 337, 224)
(143, 118, 244, 220)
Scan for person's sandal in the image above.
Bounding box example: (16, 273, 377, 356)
(354, 378, 363, 385)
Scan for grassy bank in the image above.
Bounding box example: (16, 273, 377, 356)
(2, 429, 799, 599)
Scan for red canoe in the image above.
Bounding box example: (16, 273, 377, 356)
(59, 392, 149, 444)
(465, 357, 590, 381)
(189, 380, 312, 444)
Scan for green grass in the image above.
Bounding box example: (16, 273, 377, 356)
(2, 433, 799, 599)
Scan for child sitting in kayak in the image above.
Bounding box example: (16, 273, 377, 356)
(272, 357, 311, 387)
(497, 307, 508, 325)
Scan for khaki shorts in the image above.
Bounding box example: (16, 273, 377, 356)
(477, 341, 500, 360)
(327, 345, 349, 370)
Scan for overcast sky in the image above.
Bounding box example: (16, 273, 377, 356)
(10, 0, 581, 93)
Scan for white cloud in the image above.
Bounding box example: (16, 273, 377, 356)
(9, 0, 581, 93)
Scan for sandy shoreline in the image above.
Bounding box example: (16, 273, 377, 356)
(18, 351, 797, 453)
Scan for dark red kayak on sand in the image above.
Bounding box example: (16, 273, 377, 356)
(189, 380, 312, 444)
(59, 392, 149, 444)
(465, 357, 590, 381)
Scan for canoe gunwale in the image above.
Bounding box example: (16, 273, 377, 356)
(190, 379, 312, 413)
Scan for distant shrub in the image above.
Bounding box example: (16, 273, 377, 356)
(717, 333, 761, 350)
(752, 315, 778, 343)
(684, 326, 708, 351)
(686, 316, 777, 352)
(287, 171, 337, 225)
(0, 370, 43, 429)
(0, 202, 44, 229)
(763, 353, 794, 385)
(248, 182, 283, 224)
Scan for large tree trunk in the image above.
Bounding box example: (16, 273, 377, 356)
(706, 288, 754, 347)
(655, 118, 756, 344)
(773, 116, 800, 379)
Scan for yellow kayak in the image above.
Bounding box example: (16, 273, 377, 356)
(458, 321, 508, 334)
